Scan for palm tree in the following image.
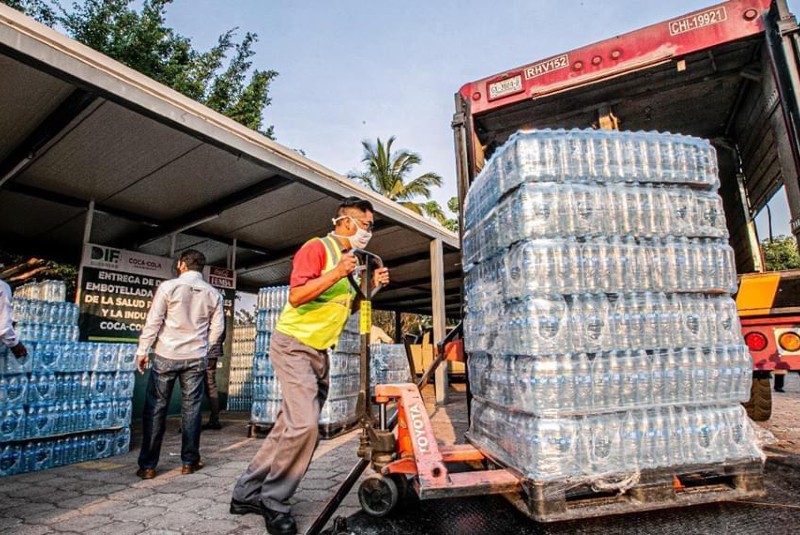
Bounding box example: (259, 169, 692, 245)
(349, 136, 445, 222)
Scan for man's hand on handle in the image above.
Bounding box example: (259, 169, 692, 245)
(136, 354, 150, 374)
(335, 253, 358, 279)
(10, 342, 27, 359)
(372, 267, 390, 289)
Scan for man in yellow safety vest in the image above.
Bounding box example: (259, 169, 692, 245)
(230, 197, 390, 535)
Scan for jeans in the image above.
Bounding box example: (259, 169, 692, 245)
(204, 358, 220, 424)
(138, 354, 206, 470)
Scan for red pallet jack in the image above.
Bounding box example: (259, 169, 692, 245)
(305, 250, 520, 535)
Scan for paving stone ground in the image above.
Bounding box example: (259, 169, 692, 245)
(0, 382, 469, 534)
(1, 377, 799, 535)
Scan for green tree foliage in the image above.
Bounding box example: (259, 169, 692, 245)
(442, 196, 459, 233)
(2, 0, 277, 137)
(3, 0, 54, 23)
(761, 235, 800, 271)
(371, 310, 433, 342)
(349, 136, 445, 222)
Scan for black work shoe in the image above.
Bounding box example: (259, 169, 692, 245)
(775, 387, 786, 393)
(262, 505, 297, 535)
(229, 499, 261, 515)
(203, 421, 222, 430)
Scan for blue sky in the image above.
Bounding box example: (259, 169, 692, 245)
(165, 0, 797, 238)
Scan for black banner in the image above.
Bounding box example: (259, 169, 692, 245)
(79, 267, 165, 342)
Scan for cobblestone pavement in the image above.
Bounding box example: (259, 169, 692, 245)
(1, 378, 798, 534)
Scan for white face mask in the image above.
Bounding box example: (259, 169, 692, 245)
(331, 216, 373, 249)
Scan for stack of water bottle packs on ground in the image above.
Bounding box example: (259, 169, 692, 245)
(463, 129, 764, 485)
(228, 323, 256, 412)
(1, 284, 134, 476)
(250, 286, 361, 434)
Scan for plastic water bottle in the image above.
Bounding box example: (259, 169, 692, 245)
(662, 237, 678, 291)
(649, 351, 665, 406)
(715, 346, 732, 401)
(557, 354, 575, 411)
(676, 348, 694, 403)
(512, 355, 533, 411)
(573, 353, 593, 412)
(621, 411, 641, 469)
(691, 407, 715, 464)
(639, 409, 655, 468)
(634, 350, 653, 407)
(668, 406, 687, 465)
(663, 349, 679, 404)
(1, 374, 29, 406)
(592, 353, 609, 411)
(586, 413, 622, 474)
(620, 350, 638, 407)
(607, 351, 622, 407)
(691, 347, 708, 403)
(0, 444, 23, 476)
(621, 236, 641, 291)
(535, 358, 560, 413)
(114, 428, 131, 455)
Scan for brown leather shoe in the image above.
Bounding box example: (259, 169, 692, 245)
(136, 468, 156, 479)
(181, 460, 205, 475)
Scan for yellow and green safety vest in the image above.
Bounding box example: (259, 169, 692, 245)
(275, 236, 355, 350)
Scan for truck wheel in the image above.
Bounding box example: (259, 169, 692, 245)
(743, 376, 772, 422)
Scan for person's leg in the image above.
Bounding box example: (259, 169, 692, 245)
(258, 334, 327, 513)
(137, 355, 178, 470)
(178, 357, 206, 467)
(232, 334, 293, 504)
(775, 372, 786, 392)
(204, 359, 221, 426)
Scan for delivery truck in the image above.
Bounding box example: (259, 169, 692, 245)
(453, 0, 800, 420)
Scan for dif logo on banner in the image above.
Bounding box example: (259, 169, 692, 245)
(91, 246, 120, 264)
(82, 244, 173, 279)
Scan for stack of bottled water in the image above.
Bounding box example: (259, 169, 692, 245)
(12, 299, 80, 344)
(227, 323, 256, 412)
(251, 286, 288, 425)
(13, 280, 68, 302)
(463, 129, 763, 483)
(0, 293, 136, 477)
(370, 344, 412, 391)
(250, 287, 363, 434)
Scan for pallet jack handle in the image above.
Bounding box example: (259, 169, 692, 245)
(347, 248, 384, 301)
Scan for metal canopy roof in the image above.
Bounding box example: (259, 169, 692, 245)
(0, 6, 462, 315)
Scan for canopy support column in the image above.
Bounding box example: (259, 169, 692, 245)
(430, 238, 448, 405)
(74, 200, 95, 304)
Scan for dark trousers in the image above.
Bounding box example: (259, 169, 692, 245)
(138, 354, 205, 469)
(204, 358, 221, 424)
(775, 371, 799, 391)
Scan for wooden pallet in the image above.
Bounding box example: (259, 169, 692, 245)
(319, 417, 359, 439)
(248, 422, 274, 438)
(503, 459, 765, 522)
(247, 417, 359, 440)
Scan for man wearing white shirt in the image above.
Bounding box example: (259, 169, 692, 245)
(135, 249, 224, 479)
(0, 274, 27, 359)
